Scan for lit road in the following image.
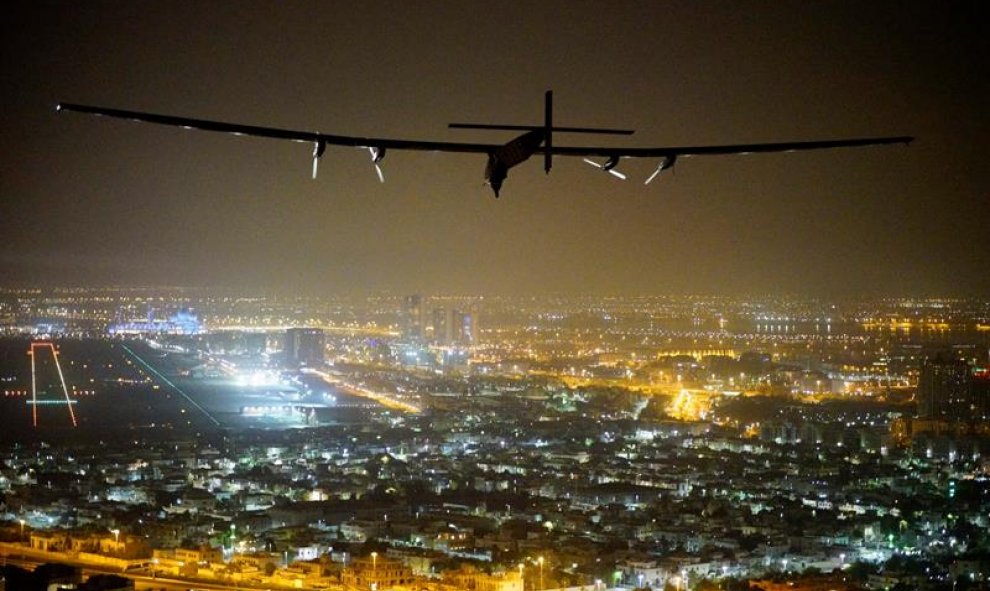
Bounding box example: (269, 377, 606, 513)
(0, 552, 332, 591)
(304, 369, 420, 413)
(209, 324, 397, 337)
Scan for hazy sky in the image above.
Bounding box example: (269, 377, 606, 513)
(2, 1, 987, 296)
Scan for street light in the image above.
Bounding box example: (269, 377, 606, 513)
(19, 519, 25, 540)
(538, 556, 544, 591)
(111, 528, 120, 544)
(519, 563, 525, 591)
(371, 551, 378, 573)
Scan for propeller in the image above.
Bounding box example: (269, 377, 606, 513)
(311, 140, 326, 179)
(583, 157, 626, 180)
(645, 155, 677, 185)
(368, 147, 386, 183)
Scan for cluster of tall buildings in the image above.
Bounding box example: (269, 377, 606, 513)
(402, 295, 477, 346)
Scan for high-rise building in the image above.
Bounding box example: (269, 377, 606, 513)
(428, 307, 479, 346)
(402, 295, 424, 341)
(917, 356, 971, 420)
(283, 328, 326, 368)
(972, 372, 990, 420)
(457, 309, 477, 345)
(431, 307, 451, 345)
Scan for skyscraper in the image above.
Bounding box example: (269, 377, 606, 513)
(431, 307, 451, 345)
(972, 372, 990, 421)
(457, 309, 477, 345)
(429, 307, 478, 346)
(283, 328, 326, 368)
(917, 356, 971, 420)
(402, 295, 424, 341)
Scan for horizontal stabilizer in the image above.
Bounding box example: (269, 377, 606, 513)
(449, 123, 634, 135)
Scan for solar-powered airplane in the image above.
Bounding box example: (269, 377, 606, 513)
(57, 91, 912, 197)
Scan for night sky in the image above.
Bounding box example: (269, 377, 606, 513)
(2, 1, 987, 296)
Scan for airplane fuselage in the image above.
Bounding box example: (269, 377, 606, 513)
(484, 129, 544, 197)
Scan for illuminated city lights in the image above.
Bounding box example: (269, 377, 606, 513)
(0, 290, 989, 591)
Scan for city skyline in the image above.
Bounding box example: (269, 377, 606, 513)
(2, 2, 987, 297)
(1, 288, 988, 590)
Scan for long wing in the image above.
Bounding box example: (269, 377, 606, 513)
(57, 102, 912, 160)
(56, 103, 501, 154)
(552, 136, 913, 159)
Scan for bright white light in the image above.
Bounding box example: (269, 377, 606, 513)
(234, 370, 280, 387)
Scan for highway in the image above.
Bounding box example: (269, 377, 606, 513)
(0, 550, 329, 591)
(304, 368, 421, 413)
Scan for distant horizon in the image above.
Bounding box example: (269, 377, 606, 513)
(1, 283, 987, 301)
